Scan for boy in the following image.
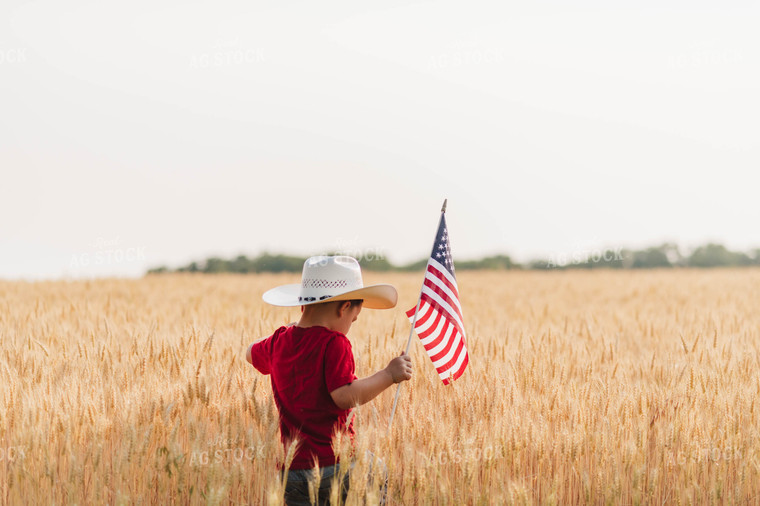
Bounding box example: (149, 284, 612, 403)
(246, 255, 412, 505)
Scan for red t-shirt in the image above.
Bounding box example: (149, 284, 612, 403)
(249, 325, 357, 469)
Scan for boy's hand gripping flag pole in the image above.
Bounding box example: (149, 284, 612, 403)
(388, 199, 469, 433)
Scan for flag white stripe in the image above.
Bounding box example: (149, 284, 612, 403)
(447, 343, 468, 375)
(424, 266, 463, 316)
(426, 321, 456, 357)
(431, 329, 463, 368)
(413, 302, 437, 336)
(442, 343, 467, 372)
(419, 309, 448, 346)
(437, 350, 467, 381)
(438, 350, 466, 381)
(428, 258, 458, 292)
(420, 285, 466, 338)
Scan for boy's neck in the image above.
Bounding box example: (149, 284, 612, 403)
(296, 314, 340, 332)
(294, 300, 360, 336)
(296, 306, 338, 330)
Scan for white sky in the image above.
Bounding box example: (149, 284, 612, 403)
(1, 0, 758, 279)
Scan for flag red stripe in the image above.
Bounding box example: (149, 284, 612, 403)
(426, 263, 462, 315)
(426, 263, 460, 299)
(421, 318, 449, 352)
(440, 352, 469, 385)
(419, 292, 465, 338)
(413, 302, 435, 328)
(423, 278, 464, 325)
(416, 309, 443, 340)
(435, 336, 467, 374)
(406, 300, 428, 320)
(429, 326, 458, 362)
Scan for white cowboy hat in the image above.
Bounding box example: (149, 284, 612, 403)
(262, 255, 397, 309)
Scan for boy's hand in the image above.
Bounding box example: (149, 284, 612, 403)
(385, 351, 412, 383)
(331, 352, 412, 409)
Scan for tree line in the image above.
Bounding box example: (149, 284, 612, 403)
(146, 243, 760, 274)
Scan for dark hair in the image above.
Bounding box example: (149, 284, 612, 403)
(348, 299, 363, 308)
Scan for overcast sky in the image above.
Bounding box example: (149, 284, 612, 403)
(1, 0, 758, 279)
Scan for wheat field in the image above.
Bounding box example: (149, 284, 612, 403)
(1, 269, 760, 504)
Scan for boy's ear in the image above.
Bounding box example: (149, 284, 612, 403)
(336, 300, 352, 317)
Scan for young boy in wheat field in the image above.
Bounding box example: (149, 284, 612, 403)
(246, 255, 412, 505)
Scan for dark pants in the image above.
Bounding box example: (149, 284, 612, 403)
(283, 453, 387, 506)
(283, 463, 350, 506)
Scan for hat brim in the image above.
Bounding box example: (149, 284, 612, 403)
(262, 283, 397, 309)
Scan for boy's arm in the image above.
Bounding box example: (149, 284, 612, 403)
(246, 324, 293, 366)
(246, 337, 273, 374)
(330, 352, 412, 410)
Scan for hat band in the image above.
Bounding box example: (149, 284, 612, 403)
(298, 294, 333, 302)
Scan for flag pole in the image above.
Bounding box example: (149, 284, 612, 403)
(387, 199, 447, 434)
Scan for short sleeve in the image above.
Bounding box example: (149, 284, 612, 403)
(324, 334, 358, 393)
(249, 335, 273, 375)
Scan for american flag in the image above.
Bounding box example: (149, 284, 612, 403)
(406, 210, 469, 384)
